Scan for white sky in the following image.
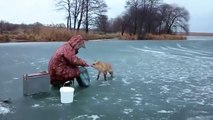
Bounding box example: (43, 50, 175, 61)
(0, 0, 212, 32)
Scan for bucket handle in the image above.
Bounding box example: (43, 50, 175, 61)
(63, 81, 71, 87)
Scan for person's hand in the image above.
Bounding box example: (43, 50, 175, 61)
(84, 63, 90, 67)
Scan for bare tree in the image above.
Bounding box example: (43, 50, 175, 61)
(159, 3, 190, 34)
(110, 0, 189, 37)
(0, 20, 4, 34)
(125, 0, 140, 35)
(85, 0, 107, 33)
(108, 17, 123, 33)
(0, 20, 19, 34)
(71, 0, 81, 30)
(56, 0, 72, 30)
(120, 14, 131, 35)
(70, 0, 87, 31)
(56, 0, 107, 33)
(95, 14, 108, 33)
(77, 0, 85, 30)
(31, 22, 43, 34)
(85, 0, 89, 33)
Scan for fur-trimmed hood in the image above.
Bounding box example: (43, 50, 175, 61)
(68, 35, 85, 50)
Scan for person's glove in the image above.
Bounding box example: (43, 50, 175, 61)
(84, 63, 90, 67)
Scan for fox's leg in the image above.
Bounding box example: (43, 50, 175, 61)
(108, 66, 113, 78)
(104, 72, 107, 81)
(97, 71, 101, 80)
(102, 71, 108, 81)
(109, 70, 113, 78)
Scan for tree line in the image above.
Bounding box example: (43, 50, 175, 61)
(55, 0, 107, 33)
(95, 0, 190, 38)
(0, 21, 66, 34)
(0, 0, 108, 34)
(0, 0, 189, 39)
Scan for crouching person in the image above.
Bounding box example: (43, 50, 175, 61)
(48, 35, 90, 88)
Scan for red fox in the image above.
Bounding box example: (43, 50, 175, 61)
(91, 61, 113, 80)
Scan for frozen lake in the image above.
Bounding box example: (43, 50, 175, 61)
(0, 39, 213, 120)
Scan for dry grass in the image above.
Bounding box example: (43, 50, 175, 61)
(0, 34, 10, 42)
(119, 33, 139, 40)
(119, 33, 186, 40)
(0, 27, 186, 42)
(144, 33, 186, 40)
(82, 32, 120, 40)
(0, 26, 120, 42)
(39, 27, 73, 41)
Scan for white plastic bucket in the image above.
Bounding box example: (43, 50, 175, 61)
(60, 87, 75, 103)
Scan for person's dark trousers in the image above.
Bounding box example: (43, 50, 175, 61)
(51, 80, 74, 88)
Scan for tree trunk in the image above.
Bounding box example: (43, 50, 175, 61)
(68, 13, 72, 30)
(77, 0, 85, 30)
(66, 17, 69, 29)
(73, 0, 78, 30)
(85, 0, 89, 33)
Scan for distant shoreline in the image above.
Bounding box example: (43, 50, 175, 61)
(181, 32, 213, 36)
(1, 33, 213, 43)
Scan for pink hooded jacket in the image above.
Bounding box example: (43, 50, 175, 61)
(48, 35, 87, 85)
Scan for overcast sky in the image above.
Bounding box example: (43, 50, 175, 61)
(0, 0, 212, 32)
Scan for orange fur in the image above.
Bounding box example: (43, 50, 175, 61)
(91, 61, 113, 80)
